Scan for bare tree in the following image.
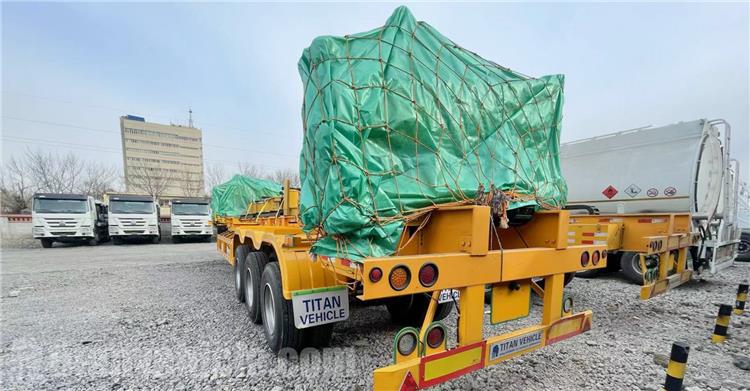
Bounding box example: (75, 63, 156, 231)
(0, 156, 32, 213)
(236, 162, 266, 178)
(180, 168, 205, 198)
(25, 150, 84, 193)
(266, 168, 300, 188)
(205, 162, 228, 193)
(77, 164, 118, 199)
(0, 149, 120, 213)
(126, 160, 175, 199)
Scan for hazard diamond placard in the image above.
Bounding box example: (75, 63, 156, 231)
(602, 185, 618, 199)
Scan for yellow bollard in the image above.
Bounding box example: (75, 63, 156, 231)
(662, 341, 689, 391)
(734, 283, 748, 315)
(711, 304, 732, 344)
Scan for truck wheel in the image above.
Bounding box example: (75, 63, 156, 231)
(234, 245, 250, 303)
(112, 237, 123, 245)
(304, 322, 333, 348)
(243, 251, 267, 323)
(87, 232, 100, 246)
(172, 236, 181, 244)
(737, 232, 750, 262)
(40, 239, 53, 248)
(261, 261, 306, 353)
(386, 293, 453, 326)
(151, 235, 160, 244)
(535, 272, 576, 289)
(619, 252, 644, 284)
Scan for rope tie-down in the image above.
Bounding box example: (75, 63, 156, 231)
(297, 6, 567, 261)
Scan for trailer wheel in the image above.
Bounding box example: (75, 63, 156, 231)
(386, 293, 453, 326)
(535, 272, 576, 289)
(234, 245, 251, 303)
(261, 261, 306, 353)
(619, 252, 644, 284)
(243, 251, 267, 324)
(112, 237, 123, 245)
(737, 232, 750, 262)
(40, 239, 53, 248)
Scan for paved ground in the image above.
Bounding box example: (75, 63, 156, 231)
(1, 242, 749, 390)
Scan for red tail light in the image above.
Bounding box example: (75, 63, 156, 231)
(369, 267, 383, 283)
(580, 251, 590, 267)
(426, 325, 445, 348)
(418, 263, 438, 287)
(592, 250, 601, 266)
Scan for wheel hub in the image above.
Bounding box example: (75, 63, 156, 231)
(244, 265, 254, 306)
(263, 283, 276, 333)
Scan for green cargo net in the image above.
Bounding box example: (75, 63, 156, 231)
(210, 175, 282, 218)
(298, 6, 567, 260)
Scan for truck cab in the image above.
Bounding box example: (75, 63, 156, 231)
(32, 193, 108, 248)
(106, 194, 161, 244)
(170, 198, 212, 243)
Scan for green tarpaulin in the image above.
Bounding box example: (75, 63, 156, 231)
(298, 6, 567, 260)
(210, 175, 282, 217)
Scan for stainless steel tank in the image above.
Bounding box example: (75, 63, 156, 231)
(560, 119, 728, 220)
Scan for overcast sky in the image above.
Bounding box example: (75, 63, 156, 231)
(2, 2, 748, 184)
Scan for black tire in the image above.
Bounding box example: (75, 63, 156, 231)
(386, 293, 453, 327)
(260, 261, 307, 353)
(576, 253, 622, 278)
(112, 237, 123, 245)
(172, 236, 181, 244)
(40, 239, 53, 248)
(204, 235, 213, 243)
(234, 245, 250, 303)
(575, 269, 603, 278)
(151, 235, 160, 244)
(243, 251, 267, 323)
(737, 232, 750, 262)
(619, 252, 644, 284)
(87, 232, 100, 246)
(535, 272, 576, 290)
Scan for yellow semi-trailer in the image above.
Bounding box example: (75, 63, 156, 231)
(217, 183, 606, 389)
(561, 119, 741, 292)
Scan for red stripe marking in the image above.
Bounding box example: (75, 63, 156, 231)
(581, 240, 594, 244)
(419, 341, 486, 388)
(637, 218, 653, 223)
(582, 232, 595, 237)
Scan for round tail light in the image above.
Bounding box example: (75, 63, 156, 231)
(397, 331, 418, 356)
(426, 325, 445, 348)
(369, 267, 383, 283)
(592, 250, 601, 266)
(418, 263, 438, 287)
(389, 266, 411, 291)
(602, 250, 608, 258)
(580, 251, 590, 267)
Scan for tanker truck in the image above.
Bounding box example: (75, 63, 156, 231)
(560, 119, 740, 293)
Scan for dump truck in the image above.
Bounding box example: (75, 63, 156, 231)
(31, 193, 109, 248)
(105, 193, 161, 244)
(213, 7, 611, 389)
(170, 198, 212, 242)
(561, 119, 741, 297)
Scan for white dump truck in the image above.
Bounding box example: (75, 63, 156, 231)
(106, 194, 161, 244)
(170, 198, 212, 243)
(561, 118, 741, 276)
(31, 193, 109, 248)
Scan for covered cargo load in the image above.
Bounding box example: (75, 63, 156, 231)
(298, 6, 567, 260)
(210, 175, 282, 217)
